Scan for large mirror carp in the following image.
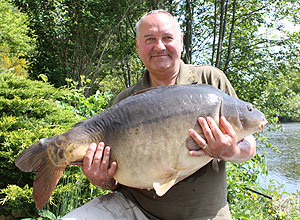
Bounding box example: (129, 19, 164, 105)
(15, 84, 267, 210)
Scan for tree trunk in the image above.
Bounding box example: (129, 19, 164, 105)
(224, 0, 236, 72)
(211, 0, 218, 65)
(215, 0, 226, 68)
(183, 0, 192, 64)
(121, 56, 131, 88)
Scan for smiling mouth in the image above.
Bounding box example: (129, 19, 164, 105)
(151, 54, 168, 58)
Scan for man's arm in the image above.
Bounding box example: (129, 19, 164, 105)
(188, 116, 256, 163)
(81, 142, 118, 190)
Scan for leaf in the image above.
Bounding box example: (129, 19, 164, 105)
(39, 210, 57, 220)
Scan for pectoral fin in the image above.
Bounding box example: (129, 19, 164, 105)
(153, 177, 177, 196)
(212, 158, 220, 173)
(186, 136, 201, 151)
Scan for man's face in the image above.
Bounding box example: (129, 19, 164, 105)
(136, 13, 183, 74)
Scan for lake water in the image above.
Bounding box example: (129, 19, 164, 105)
(258, 122, 300, 194)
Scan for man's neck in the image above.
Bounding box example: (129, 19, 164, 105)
(149, 67, 180, 87)
(150, 74, 177, 87)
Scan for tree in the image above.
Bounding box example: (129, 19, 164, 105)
(176, 0, 300, 120)
(11, 0, 156, 95)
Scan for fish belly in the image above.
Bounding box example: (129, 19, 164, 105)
(106, 113, 213, 190)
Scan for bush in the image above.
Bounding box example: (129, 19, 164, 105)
(0, 46, 29, 78)
(0, 0, 35, 56)
(227, 154, 300, 219)
(0, 71, 111, 218)
(57, 76, 113, 118)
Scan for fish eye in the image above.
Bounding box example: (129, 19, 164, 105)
(247, 105, 253, 112)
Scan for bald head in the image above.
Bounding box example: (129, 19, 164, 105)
(136, 10, 182, 39)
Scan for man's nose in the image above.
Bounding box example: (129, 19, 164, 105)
(154, 39, 166, 51)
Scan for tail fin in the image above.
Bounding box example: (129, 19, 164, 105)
(33, 158, 65, 210)
(15, 137, 65, 210)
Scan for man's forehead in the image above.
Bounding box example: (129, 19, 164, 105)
(142, 30, 174, 38)
(139, 15, 178, 35)
(143, 13, 175, 26)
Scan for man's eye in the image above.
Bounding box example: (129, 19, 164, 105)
(145, 38, 155, 42)
(163, 36, 173, 40)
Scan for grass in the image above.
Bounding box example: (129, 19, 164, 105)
(229, 180, 300, 219)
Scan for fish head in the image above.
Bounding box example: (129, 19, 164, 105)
(233, 100, 267, 140)
(221, 98, 267, 141)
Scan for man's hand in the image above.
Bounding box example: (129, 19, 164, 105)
(188, 116, 256, 163)
(82, 142, 118, 190)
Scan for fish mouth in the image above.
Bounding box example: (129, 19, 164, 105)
(70, 160, 83, 166)
(260, 118, 268, 132)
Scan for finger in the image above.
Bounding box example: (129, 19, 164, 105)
(189, 150, 206, 157)
(107, 161, 118, 178)
(220, 116, 235, 136)
(83, 143, 97, 169)
(100, 146, 111, 172)
(206, 117, 224, 140)
(91, 142, 105, 170)
(188, 129, 207, 147)
(198, 117, 215, 142)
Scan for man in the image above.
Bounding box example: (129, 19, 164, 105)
(62, 10, 256, 220)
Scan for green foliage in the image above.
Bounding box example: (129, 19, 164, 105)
(9, 0, 300, 119)
(287, 69, 300, 94)
(1, 169, 109, 219)
(0, 0, 35, 56)
(0, 185, 37, 218)
(0, 70, 114, 218)
(0, 70, 77, 188)
(226, 153, 270, 219)
(175, 0, 300, 122)
(0, 70, 76, 217)
(41, 166, 110, 219)
(0, 46, 29, 77)
(227, 151, 300, 219)
(0, 0, 33, 78)
(57, 76, 113, 118)
(270, 189, 300, 220)
(11, 0, 146, 92)
(228, 177, 300, 219)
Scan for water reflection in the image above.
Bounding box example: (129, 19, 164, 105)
(258, 123, 300, 193)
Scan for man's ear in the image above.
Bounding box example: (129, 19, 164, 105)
(180, 33, 184, 52)
(136, 38, 139, 50)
